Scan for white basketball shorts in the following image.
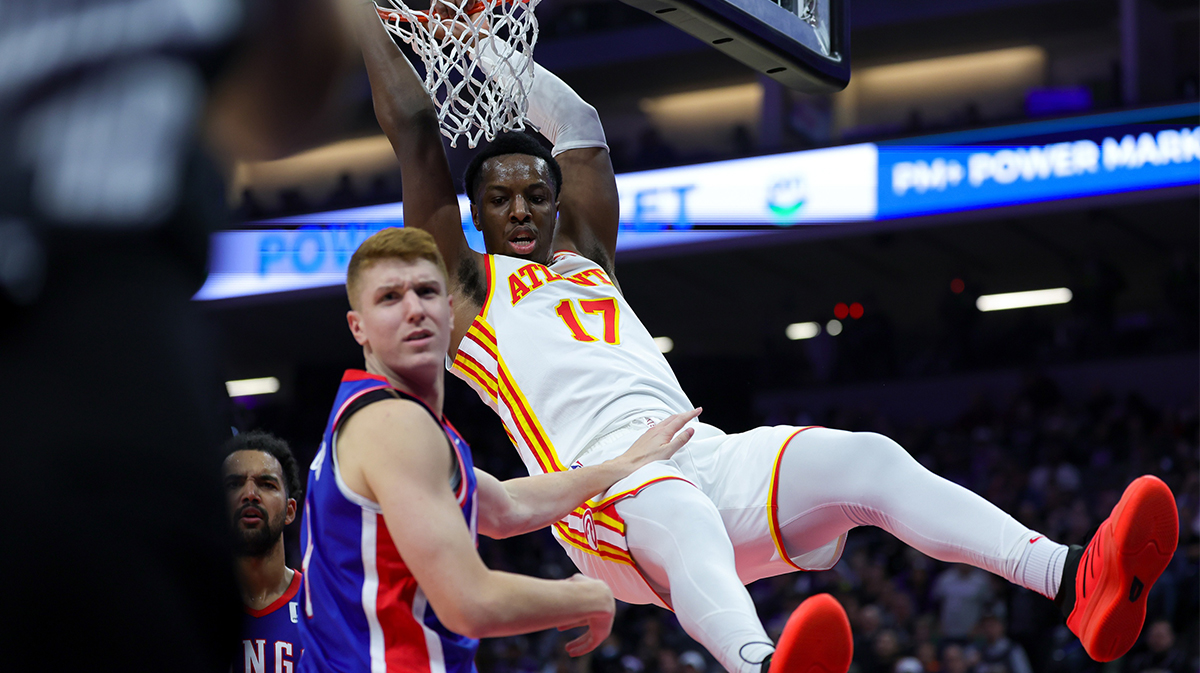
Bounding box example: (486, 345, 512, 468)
(551, 419, 848, 607)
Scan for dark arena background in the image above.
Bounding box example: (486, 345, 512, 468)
(3, 0, 1196, 671)
(211, 0, 1199, 669)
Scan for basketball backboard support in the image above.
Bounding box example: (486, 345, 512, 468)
(617, 0, 849, 93)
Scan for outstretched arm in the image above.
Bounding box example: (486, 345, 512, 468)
(337, 400, 615, 655)
(475, 408, 700, 539)
(484, 55, 619, 276)
(343, 2, 485, 338)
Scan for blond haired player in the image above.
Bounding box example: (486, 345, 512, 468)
(341, 4, 1181, 672)
(299, 226, 701, 671)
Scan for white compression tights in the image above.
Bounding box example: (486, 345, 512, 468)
(776, 428, 1066, 596)
(616, 428, 1067, 673)
(617, 479, 775, 673)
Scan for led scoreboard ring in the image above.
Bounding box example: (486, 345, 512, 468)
(620, 0, 850, 93)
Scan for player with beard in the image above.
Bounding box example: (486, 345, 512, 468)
(224, 431, 305, 673)
(344, 3, 1181, 672)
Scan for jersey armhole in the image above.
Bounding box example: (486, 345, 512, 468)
(335, 388, 463, 497)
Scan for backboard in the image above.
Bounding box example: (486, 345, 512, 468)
(618, 0, 849, 93)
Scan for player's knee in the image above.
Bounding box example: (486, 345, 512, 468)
(844, 431, 917, 475)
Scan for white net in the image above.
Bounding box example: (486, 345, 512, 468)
(375, 0, 541, 148)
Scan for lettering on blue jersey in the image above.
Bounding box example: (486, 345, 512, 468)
(274, 642, 294, 673)
(244, 640, 265, 673)
(240, 639, 298, 673)
(311, 442, 326, 481)
(241, 571, 303, 673)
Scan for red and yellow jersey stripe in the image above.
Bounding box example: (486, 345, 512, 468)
(768, 426, 820, 571)
(552, 476, 692, 566)
(496, 352, 565, 474)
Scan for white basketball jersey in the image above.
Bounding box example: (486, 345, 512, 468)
(449, 251, 693, 476)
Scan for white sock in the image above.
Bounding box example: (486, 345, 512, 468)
(1020, 536, 1070, 599)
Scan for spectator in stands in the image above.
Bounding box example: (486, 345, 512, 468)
(854, 604, 886, 665)
(1123, 620, 1189, 673)
(970, 611, 1032, 673)
(931, 565, 993, 642)
(657, 648, 681, 673)
(679, 650, 707, 673)
(941, 644, 974, 673)
(325, 172, 358, 209)
(916, 641, 941, 672)
(871, 629, 903, 673)
(589, 633, 626, 673)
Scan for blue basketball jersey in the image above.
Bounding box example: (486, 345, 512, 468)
(237, 569, 303, 673)
(299, 370, 479, 673)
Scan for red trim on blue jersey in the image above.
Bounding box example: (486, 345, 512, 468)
(374, 516, 434, 671)
(332, 385, 392, 432)
(342, 369, 388, 383)
(443, 418, 464, 438)
(336, 370, 448, 428)
(244, 569, 303, 618)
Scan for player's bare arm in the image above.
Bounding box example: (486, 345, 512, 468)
(475, 408, 701, 539)
(437, 16, 620, 276)
(335, 397, 615, 653)
(342, 0, 485, 352)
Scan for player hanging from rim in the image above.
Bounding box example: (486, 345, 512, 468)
(342, 3, 1181, 672)
(299, 226, 704, 673)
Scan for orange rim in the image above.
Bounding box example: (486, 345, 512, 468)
(376, 0, 530, 24)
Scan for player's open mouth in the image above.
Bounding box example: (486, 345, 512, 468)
(239, 506, 265, 524)
(508, 228, 537, 255)
(405, 329, 433, 343)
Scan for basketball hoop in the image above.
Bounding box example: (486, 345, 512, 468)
(375, 0, 541, 148)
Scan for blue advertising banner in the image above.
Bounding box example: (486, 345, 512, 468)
(197, 145, 878, 300)
(198, 105, 1199, 301)
(879, 126, 1200, 218)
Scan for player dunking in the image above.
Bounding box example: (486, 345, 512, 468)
(224, 431, 306, 673)
(343, 4, 1181, 672)
(299, 227, 711, 672)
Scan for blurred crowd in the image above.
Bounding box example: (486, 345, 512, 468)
(453, 373, 1198, 673)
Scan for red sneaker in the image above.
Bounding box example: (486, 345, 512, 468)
(769, 593, 853, 673)
(1061, 475, 1179, 662)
